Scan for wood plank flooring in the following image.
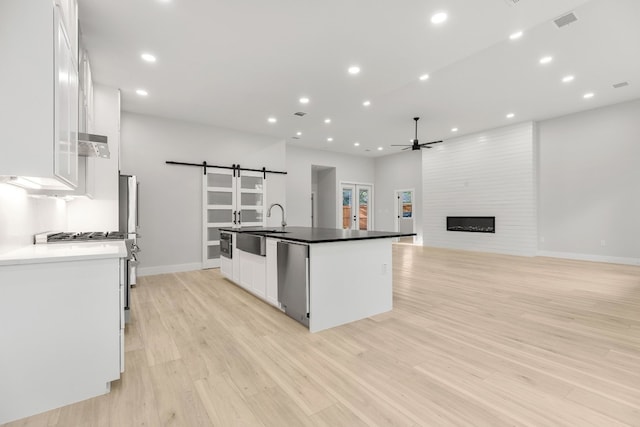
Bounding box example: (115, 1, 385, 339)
(6, 246, 640, 426)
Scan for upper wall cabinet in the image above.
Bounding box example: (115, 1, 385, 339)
(56, 0, 78, 63)
(78, 43, 94, 134)
(0, 0, 79, 190)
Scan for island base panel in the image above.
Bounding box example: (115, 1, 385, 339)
(308, 239, 392, 333)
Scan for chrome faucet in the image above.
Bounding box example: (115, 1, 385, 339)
(267, 203, 286, 228)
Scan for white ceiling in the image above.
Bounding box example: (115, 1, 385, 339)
(79, 0, 640, 157)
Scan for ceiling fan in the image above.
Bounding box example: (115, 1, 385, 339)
(391, 117, 442, 151)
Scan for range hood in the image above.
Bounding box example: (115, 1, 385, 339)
(78, 133, 110, 158)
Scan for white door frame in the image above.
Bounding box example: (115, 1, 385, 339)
(311, 191, 318, 227)
(339, 181, 374, 230)
(394, 188, 415, 241)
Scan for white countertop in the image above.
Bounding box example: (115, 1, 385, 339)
(0, 241, 128, 266)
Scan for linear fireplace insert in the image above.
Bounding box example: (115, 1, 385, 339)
(446, 216, 495, 233)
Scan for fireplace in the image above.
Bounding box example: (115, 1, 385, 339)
(447, 216, 495, 233)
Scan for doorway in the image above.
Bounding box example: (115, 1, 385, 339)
(341, 183, 373, 230)
(395, 189, 414, 243)
(311, 165, 336, 228)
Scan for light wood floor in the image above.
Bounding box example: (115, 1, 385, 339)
(6, 246, 640, 426)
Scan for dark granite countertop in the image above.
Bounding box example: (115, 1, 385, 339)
(219, 226, 415, 244)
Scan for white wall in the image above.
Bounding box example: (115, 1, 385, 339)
(538, 99, 640, 265)
(0, 184, 67, 254)
(67, 85, 121, 231)
(286, 145, 375, 227)
(120, 112, 286, 275)
(423, 122, 537, 256)
(374, 150, 423, 243)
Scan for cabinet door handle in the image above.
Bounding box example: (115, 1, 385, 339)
(238, 211, 242, 225)
(233, 211, 237, 225)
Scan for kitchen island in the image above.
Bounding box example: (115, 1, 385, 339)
(219, 227, 414, 333)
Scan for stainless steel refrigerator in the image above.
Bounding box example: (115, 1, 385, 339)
(119, 174, 140, 300)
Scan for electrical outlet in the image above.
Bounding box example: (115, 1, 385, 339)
(381, 263, 387, 275)
(600, 240, 606, 247)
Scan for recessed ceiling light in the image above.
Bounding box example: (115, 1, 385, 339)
(140, 53, 156, 63)
(539, 56, 553, 65)
(135, 89, 148, 96)
(354, 142, 360, 147)
(451, 127, 458, 132)
(362, 100, 371, 107)
(431, 12, 448, 24)
(296, 131, 302, 136)
(377, 146, 384, 151)
(348, 66, 361, 75)
(324, 118, 331, 124)
(267, 117, 277, 123)
(299, 97, 310, 104)
(419, 74, 430, 81)
(327, 137, 333, 142)
(583, 92, 594, 99)
(506, 113, 515, 119)
(562, 75, 575, 83)
(509, 31, 523, 40)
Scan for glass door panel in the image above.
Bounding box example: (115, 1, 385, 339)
(342, 186, 354, 229)
(203, 168, 235, 268)
(207, 172, 233, 188)
(238, 171, 266, 227)
(395, 189, 415, 242)
(239, 175, 263, 191)
(207, 191, 233, 205)
(358, 187, 370, 230)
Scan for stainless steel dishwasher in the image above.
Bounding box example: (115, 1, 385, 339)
(277, 241, 309, 327)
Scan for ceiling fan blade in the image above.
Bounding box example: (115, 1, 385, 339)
(419, 140, 443, 146)
(390, 144, 411, 147)
(401, 146, 411, 151)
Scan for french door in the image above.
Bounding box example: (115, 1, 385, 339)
(341, 183, 373, 230)
(202, 168, 266, 268)
(395, 189, 415, 242)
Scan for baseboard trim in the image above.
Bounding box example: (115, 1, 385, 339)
(536, 251, 640, 266)
(138, 262, 203, 277)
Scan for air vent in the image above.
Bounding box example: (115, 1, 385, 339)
(503, 0, 522, 5)
(554, 12, 578, 28)
(613, 81, 629, 89)
(294, 112, 307, 117)
(291, 136, 300, 139)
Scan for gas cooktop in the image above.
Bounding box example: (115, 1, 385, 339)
(35, 231, 129, 244)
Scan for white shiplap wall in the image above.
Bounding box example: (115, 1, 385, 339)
(422, 122, 537, 256)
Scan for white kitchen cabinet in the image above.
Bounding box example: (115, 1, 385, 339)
(55, 0, 78, 64)
(265, 238, 279, 306)
(0, 256, 123, 424)
(220, 255, 232, 278)
(232, 235, 241, 282)
(202, 169, 266, 268)
(0, 0, 79, 190)
(221, 239, 280, 309)
(220, 232, 241, 282)
(238, 249, 266, 297)
(79, 41, 95, 134)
